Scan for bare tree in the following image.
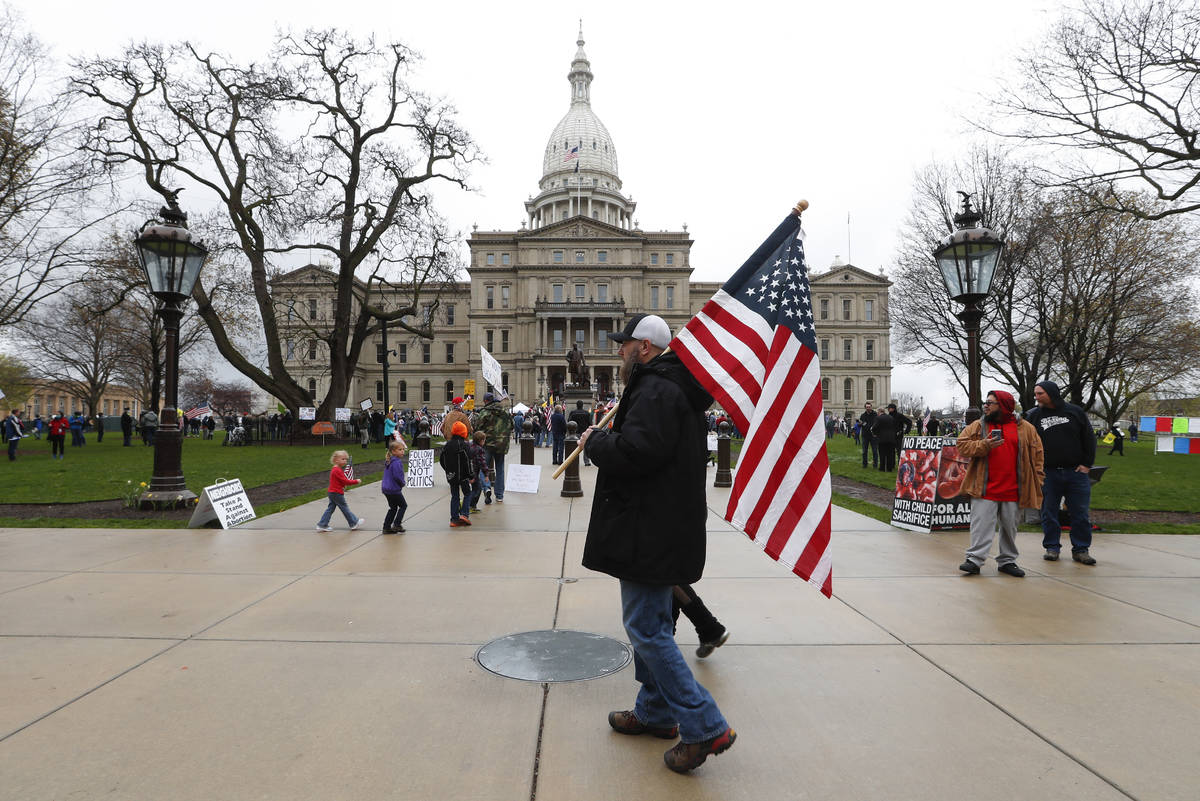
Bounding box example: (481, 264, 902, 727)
(73, 29, 476, 418)
(0, 5, 127, 329)
(1033, 190, 1200, 414)
(15, 286, 126, 415)
(993, 0, 1200, 220)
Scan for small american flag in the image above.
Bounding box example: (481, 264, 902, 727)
(671, 212, 833, 597)
(563, 145, 579, 162)
(185, 405, 211, 420)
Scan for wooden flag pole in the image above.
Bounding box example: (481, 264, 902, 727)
(551, 401, 619, 480)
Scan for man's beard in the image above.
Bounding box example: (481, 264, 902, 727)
(985, 408, 1005, 423)
(619, 348, 639, 384)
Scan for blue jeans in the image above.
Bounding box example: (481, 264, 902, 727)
(467, 479, 483, 510)
(450, 481, 470, 521)
(1041, 468, 1092, 552)
(620, 581, 728, 743)
(317, 492, 359, 528)
(552, 435, 565, 464)
(486, 447, 506, 500)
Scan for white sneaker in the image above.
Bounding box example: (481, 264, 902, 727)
(316, 525, 332, 532)
(351, 518, 364, 531)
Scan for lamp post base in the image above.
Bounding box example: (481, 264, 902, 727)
(143, 423, 196, 508)
(139, 489, 198, 509)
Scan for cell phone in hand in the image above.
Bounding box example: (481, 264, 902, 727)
(988, 429, 1003, 442)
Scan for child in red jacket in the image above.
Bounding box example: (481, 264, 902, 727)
(316, 450, 364, 532)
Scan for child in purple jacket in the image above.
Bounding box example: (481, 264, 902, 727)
(381, 438, 408, 533)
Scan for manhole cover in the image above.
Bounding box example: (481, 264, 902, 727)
(476, 629, 631, 682)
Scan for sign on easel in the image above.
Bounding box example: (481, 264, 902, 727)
(188, 478, 257, 529)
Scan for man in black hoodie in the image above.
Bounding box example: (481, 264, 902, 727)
(1026, 381, 1098, 565)
(580, 313, 735, 773)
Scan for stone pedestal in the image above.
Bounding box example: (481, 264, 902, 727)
(561, 421, 584, 498)
(560, 385, 594, 409)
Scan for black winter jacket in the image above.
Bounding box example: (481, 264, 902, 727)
(582, 351, 713, 585)
(872, 412, 896, 445)
(1025, 380, 1097, 469)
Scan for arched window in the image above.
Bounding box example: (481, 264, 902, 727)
(843, 378, 853, 403)
(307, 379, 317, 402)
(821, 378, 830, 402)
(866, 378, 875, 402)
(398, 380, 407, 403)
(445, 381, 454, 402)
(421, 381, 430, 403)
(375, 381, 383, 401)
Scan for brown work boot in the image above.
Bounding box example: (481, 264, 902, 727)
(664, 727, 736, 773)
(607, 710, 678, 739)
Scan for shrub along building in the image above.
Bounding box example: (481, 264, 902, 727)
(271, 30, 891, 413)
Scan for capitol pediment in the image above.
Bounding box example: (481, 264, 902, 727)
(810, 263, 891, 286)
(520, 217, 635, 241)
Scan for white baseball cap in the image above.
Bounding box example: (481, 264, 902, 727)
(609, 313, 671, 349)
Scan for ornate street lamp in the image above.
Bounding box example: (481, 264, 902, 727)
(135, 196, 208, 506)
(933, 192, 1003, 423)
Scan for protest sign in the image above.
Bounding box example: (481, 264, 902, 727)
(188, 478, 257, 529)
(334, 407, 351, 422)
(891, 436, 941, 532)
(299, 407, 316, 421)
(407, 449, 435, 488)
(891, 435, 971, 532)
(479, 347, 508, 398)
(505, 464, 541, 493)
(359, 398, 373, 411)
(931, 437, 971, 531)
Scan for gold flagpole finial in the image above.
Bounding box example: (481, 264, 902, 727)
(792, 199, 810, 216)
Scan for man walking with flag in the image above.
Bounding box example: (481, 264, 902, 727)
(579, 313, 736, 774)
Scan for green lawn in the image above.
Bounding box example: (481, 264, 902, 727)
(819, 433, 1200, 513)
(3, 434, 388, 504)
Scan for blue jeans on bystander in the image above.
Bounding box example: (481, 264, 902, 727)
(620, 581, 728, 744)
(1041, 468, 1092, 552)
(486, 447, 506, 500)
(450, 481, 470, 521)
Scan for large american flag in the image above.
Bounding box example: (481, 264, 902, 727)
(672, 212, 833, 597)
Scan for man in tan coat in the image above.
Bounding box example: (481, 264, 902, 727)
(956, 389, 1045, 577)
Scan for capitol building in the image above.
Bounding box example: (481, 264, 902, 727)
(274, 30, 891, 415)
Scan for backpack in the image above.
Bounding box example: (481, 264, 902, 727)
(439, 439, 475, 484)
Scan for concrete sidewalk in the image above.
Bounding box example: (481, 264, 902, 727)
(1, 447, 1196, 800)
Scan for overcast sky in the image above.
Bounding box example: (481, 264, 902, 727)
(20, 0, 1067, 408)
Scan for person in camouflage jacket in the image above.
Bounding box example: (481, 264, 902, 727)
(472, 393, 513, 502)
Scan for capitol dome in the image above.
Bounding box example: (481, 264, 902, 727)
(540, 30, 620, 189)
(525, 28, 636, 231)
